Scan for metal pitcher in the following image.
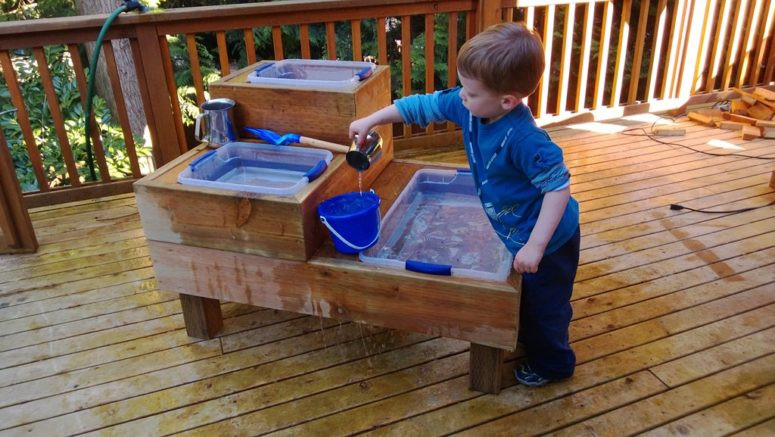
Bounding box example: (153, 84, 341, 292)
(195, 98, 237, 148)
(346, 131, 383, 171)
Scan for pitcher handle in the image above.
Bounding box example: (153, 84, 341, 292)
(194, 113, 205, 142)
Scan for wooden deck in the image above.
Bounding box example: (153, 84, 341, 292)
(1, 114, 774, 436)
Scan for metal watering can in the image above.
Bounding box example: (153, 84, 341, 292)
(195, 98, 237, 148)
(346, 131, 383, 171)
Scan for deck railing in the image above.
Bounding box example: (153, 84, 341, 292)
(0, 0, 772, 222)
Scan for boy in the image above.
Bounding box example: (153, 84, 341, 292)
(349, 22, 580, 387)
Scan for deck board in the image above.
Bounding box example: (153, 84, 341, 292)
(0, 115, 773, 435)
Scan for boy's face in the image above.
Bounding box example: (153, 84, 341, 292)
(458, 73, 519, 120)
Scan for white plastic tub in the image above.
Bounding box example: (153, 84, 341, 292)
(360, 169, 513, 281)
(177, 142, 332, 196)
(245, 59, 376, 91)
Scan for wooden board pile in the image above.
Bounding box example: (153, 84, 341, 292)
(687, 87, 775, 140)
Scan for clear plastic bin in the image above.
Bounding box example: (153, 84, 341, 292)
(245, 59, 376, 90)
(360, 169, 513, 281)
(177, 142, 332, 196)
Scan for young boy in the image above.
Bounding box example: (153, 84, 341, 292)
(349, 22, 580, 387)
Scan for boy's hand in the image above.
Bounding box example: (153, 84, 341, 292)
(349, 117, 373, 146)
(513, 243, 544, 274)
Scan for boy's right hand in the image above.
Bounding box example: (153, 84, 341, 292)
(349, 117, 374, 146)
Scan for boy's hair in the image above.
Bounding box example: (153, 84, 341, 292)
(457, 22, 545, 97)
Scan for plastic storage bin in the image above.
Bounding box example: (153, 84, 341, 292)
(177, 142, 332, 196)
(360, 169, 513, 281)
(246, 59, 376, 90)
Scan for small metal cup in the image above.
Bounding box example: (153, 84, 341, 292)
(346, 131, 383, 171)
(194, 98, 237, 148)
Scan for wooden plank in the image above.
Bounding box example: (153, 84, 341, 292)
(593, 1, 612, 109)
(627, 0, 649, 102)
(537, 4, 554, 116)
(609, 0, 631, 106)
(0, 127, 37, 253)
(215, 30, 230, 75)
(554, 355, 775, 436)
(149, 240, 520, 350)
(752, 0, 775, 84)
(646, 0, 667, 99)
(351, 19, 361, 60)
(243, 28, 256, 64)
(272, 26, 284, 60)
(469, 343, 504, 393)
(691, 0, 719, 93)
(642, 383, 775, 437)
(736, 0, 764, 87)
(555, 3, 575, 113)
(401, 15, 411, 137)
(425, 13, 435, 135)
(32, 47, 80, 186)
(661, 0, 686, 98)
(101, 41, 142, 179)
(0, 50, 48, 191)
(721, 0, 749, 90)
(326, 21, 336, 59)
(575, 0, 594, 111)
(158, 36, 188, 154)
(185, 33, 206, 106)
(22, 179, 137, 209)
(179, 294, 223, 339)
(299, 24, 311, 59)
(377, 17, 387, 65)
(258, 302, 775, 435)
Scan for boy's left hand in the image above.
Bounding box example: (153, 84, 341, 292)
(513, 243, 544, 274)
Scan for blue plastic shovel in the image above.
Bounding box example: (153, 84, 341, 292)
(244, 127, 350, 154)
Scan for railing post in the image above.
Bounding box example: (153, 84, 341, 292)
(675, 0, 708, 100)
(132, 25, 183, 167)
(478, 0, 505, 31)
(0, 124, 38, 254)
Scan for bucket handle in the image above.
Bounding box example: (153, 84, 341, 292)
(319, 210, 381, 252)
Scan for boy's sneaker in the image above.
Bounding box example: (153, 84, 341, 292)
(514, 363, 550, 387)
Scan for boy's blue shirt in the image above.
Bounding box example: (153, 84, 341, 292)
(395, 87, 579, 256)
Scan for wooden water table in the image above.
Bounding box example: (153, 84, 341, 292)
(134, 142, 521, 394)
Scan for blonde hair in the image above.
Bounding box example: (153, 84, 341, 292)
(457, 22, 545, 96)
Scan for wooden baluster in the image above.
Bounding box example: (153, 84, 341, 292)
(377, 17, 387, 66)
(102, 41, 142, 179)
(721, 0, 749, 91)
(537, 5, 554, 117)
(594, 1, 613, 109)
(524, 6, 535, 107)
(326, 22, 336, 59)
(628, 0, 650, 103)
(0, 126, 37, 254)
(610, 0, 631, 108)
(272, 26, 284, 60)
(216, 30, 230, 76)
(661, 0, 684, 98)
(351, 19, 361, 61)
(159, 36, 188, 154)
(557, 3, 575, 114)
(244, 29, 256, 65)
(401, 15, 411, 138)
(186, 34, 206, 106)
(425, 13, 435, 135)
(447, 12, 458, 131)
(300, 24, 311, 59)
(690, 0, 719, 94)
(575, 1, 594, 112)
(704, 0, 732, 91)
(647, 0, 668, 99)
(467, 9, 477, 39)
(32, 47, 80, 186)
(1, 51, 48, 192)
(751, 0, 774, 84)
(737, 0, 764, 87)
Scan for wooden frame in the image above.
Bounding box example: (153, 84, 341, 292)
(0, 126, 38, 254)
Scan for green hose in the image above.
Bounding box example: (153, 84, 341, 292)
(83, 4, 130, 181)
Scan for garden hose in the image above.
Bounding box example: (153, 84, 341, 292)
(84, 0, 147, 181)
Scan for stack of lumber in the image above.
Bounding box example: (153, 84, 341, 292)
(687, 87, 775, 140)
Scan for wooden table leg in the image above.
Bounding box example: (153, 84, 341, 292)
(179, 294, 223, 339)
(469, 343, 505, 394)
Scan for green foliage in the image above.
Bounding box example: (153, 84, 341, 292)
(0, 45, 149, 191)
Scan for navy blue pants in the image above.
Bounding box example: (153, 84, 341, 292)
(519, 226, 580, 380)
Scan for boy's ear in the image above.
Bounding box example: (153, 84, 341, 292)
(500, 93, 522, 110)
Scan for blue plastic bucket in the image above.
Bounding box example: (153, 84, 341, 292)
(318, 191, 381, 254)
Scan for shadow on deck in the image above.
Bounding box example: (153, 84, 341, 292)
(1, 114, 774, 435)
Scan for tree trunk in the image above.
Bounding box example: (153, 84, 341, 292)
(74, 0, 147, 137)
